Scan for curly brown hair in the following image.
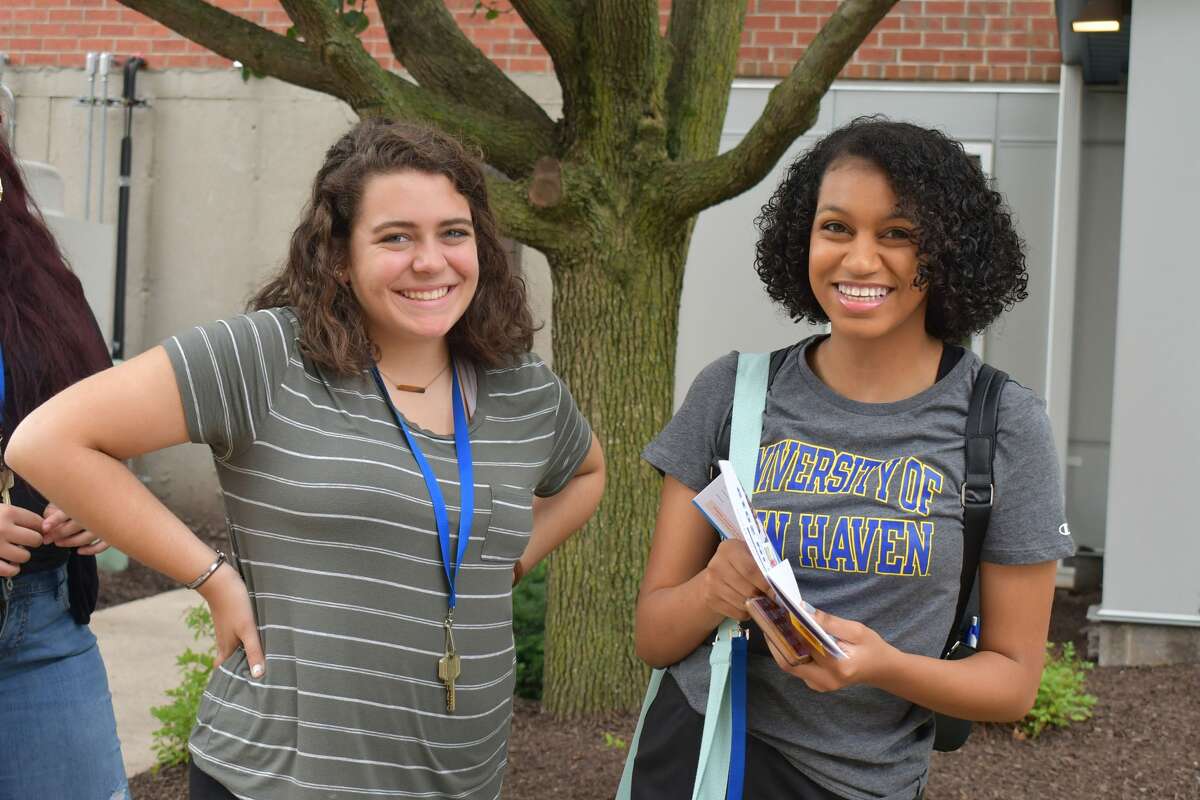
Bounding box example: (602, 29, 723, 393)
(251, 118, 534, 373)
(755, 116, 1028, 342)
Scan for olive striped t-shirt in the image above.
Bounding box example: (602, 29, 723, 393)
(164, 307, 592, 800)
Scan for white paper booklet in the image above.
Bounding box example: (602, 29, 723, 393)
(693, 460, 847, 659)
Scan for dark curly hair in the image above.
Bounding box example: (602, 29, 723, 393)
(251, 118, 534, 373)
(754, 116, 1028, 342)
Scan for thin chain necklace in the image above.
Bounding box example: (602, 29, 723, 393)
(378, 360, 452, 394)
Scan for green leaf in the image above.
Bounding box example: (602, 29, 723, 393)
(486, 7, 500, 20)
(285, 25, 298, 40)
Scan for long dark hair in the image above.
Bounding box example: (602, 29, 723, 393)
(251, 119, 535, 373)
(0, 134, 113, 430)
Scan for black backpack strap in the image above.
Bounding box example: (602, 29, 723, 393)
(943, 363, 1008, 656)
(711, 343, 800, 477)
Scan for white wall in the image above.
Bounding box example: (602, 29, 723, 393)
(1095, 0, 1200, 627)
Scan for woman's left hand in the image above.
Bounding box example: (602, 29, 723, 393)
(763, 608, 898, 692)
(41, 503, 111, 555)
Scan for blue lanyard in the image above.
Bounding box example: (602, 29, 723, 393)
(371, 363, 474, 609)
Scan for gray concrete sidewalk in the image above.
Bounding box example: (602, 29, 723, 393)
(91, 588, 213, 777)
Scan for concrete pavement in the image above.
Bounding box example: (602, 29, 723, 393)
(91, 588, 212, 777)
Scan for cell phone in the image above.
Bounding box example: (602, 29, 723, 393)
(745, 596, 816, 666)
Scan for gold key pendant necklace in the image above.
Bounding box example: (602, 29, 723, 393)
(438, 610, 461, 712)
(372, 363, 474, 714)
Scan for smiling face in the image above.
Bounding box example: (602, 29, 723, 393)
(808, 157, 928, 343)
(346, 169, 480, 350)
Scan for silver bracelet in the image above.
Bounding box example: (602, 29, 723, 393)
(185, 551, 227, 590)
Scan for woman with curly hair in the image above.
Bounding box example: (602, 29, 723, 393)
(8, 119, 603, 799)
(630, 117, 1073, 799)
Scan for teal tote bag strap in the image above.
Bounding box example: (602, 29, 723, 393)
(616, 352, 770, 800)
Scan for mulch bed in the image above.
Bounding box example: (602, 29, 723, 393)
(119, 573, 1199, 800)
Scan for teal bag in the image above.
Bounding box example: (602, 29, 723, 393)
(615, 352, 769, 800)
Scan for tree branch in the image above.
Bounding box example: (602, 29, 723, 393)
(121, 0, 556, 176)
(277, 0, 399, 110)
(573, 0, 665, 159)
(657, 0, 899, 219)
(375, 0, 555, 144)
(664, 0, 747, 161)
(117, 0, 345, 97)
(510, 0, 580, 105)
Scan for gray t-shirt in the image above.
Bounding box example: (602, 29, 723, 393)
(643, 339, 1074, 800)
(164, 307, 592, 800)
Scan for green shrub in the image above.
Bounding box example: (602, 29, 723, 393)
(513, 560, 547, 699)
(150, 605, 216, 769)
(1020, 641, 1097, 738)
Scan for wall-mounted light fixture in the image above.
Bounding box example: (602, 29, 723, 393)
(1072, 0, 1122, 32)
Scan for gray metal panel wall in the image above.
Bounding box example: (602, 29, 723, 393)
(1066, 89, 1126, 554)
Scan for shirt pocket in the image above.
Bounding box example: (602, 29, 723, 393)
(480, 484, 534, 563)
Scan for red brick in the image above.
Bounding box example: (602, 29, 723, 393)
(1044, 64, 1061, 81)
(966, 1, 1008, 12)
(951, 64, 972, 79)
(774, 46, 806, 62)
(755, 30, 797, 45)
(842, 63, 867, 79)
(942, 48, 984, 63)
(900, 47, 942, 62)
(797, 0, 838, 12)
(857, 47, 897, 62)
(777, 15, 819, 30)
(509, 57, 549, 72)
(882, 32, 922, 46)
(1031, 49, 1061, 64)
(946, 16, 986, 31)
(1032, 16, 1059, 32)
(1008, 32, 1054, 48)
(898, 64, 919, 79)
(874, 15, 903, 30)
(150, 38, 189, 53)
(988, 16, 1029, 31)
(28, 22, 66, 36)
(739, 46, 771, 61)
(924, 31, 965, 46)
(967, 32, 1007, 47)
(917, 64, 937, 79)
(925, 1, 966, 12)
(903, 15, 944, 30)
(1012, 1, 1053, 13)
(987, 48, 1028, 64)
(756, 0, 799, 13)
(744, 15, 777, 30)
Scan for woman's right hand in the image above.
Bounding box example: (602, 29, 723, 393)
(0, 505, 45, 578)
(197, 563, 267, 679)
(701, 538, 773, 621)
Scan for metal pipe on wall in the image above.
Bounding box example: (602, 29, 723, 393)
(82, 52, 98, 220)
(112, 56, 145, 362)
(0, 53, 15, 148)
(96, 52, 113, 223)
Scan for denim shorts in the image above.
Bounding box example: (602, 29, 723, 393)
(0, 565, 129, 800)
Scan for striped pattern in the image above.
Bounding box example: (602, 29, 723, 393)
(164, 308, 591, 799)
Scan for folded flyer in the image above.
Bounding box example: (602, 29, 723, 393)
(693, 460, 847, 659)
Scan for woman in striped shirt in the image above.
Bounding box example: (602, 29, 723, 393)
(9, 119, 604, 800)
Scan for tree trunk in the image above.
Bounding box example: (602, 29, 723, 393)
(541, 224, 692, 716)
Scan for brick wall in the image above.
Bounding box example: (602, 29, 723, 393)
(0, 0, 1060, 82)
